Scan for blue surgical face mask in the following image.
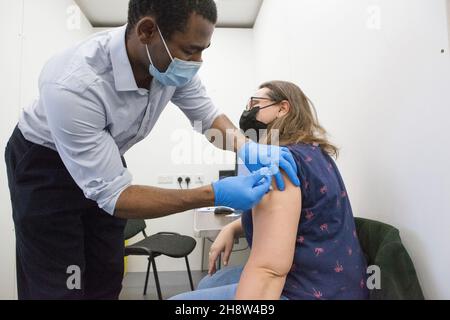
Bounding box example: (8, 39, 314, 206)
(145, 26, 202, 87)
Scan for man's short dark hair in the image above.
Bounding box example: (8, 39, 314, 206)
(126, 0, 218, 39)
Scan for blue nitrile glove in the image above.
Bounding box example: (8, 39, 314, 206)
(238, 141, 300, 191)
(212, 168, 272, 211)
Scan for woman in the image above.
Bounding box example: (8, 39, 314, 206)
(170, 81, 369, 300)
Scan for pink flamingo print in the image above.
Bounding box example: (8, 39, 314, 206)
(305, 156, 313, 162)
(312, 288, 323, 299)
(347, 246, 353, 256)
(320, 185, 328, 194)
(305, 210, 314, 220)
(353, 230, 357, 238)
(334, 261, 344, 273)
(320, 223, 329, 233)
(314, 247, 324, 256)
(341, 190, 347, 198)
(327, 163, 333, 172)
(297, 236, 305, 244)
(304, 180, 309, 190)
(360, 279, 365, 289)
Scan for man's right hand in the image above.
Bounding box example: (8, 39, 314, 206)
(211, 169, 272, 211)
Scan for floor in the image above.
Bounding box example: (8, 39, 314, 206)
(120, 271, 209, 300)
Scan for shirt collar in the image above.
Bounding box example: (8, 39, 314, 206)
(109, 25, 140, 92)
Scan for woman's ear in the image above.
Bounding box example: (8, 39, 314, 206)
(278, 100, 291, 118)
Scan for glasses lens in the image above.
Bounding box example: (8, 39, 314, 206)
(247, 97, 260, 110)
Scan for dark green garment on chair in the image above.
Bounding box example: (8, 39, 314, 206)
(355, 217, 425, 300)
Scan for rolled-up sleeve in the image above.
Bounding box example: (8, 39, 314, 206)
(42, 83, 132, 215)
(171, 75, 222, 134)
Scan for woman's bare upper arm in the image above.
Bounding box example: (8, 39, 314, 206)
(248, 171, 302, 276)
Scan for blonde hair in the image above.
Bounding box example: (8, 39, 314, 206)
(261, 80, 339, 159)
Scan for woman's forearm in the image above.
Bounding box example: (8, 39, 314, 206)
(229, 217, 244, 238)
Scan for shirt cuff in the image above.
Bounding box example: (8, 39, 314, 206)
(83, 168, 133, 215)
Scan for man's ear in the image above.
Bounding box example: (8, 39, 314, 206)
(136, 17, 158, 45)
(278, 100, 291, 117)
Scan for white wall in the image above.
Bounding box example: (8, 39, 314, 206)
(448, 0, 450, 48)
(125, 28, 255, 272)
(20, 0, 93, 105)
(254, 0, 450, 299)
(447, 0, 450, 50)
(0, 0, 93, 299)
(0, 0, 24, 300)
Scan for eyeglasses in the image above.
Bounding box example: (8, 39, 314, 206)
(245, 97, 280, 111)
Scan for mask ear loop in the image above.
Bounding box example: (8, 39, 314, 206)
(145, 25, 173, 68)
(156, 25, 174, 61)
(145, 45, 154, 65)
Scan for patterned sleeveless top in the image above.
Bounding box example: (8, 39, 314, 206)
(242, 143, 369, 300)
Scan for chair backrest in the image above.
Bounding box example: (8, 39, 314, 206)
(354, 217, 424, 300)
(124, 219, 147, 240)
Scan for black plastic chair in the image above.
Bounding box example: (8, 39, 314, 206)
(124, 219, 197, 300)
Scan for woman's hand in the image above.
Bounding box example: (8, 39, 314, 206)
(208, 224, 236, 275)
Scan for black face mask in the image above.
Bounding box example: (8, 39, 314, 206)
(239, 107, 268, 142)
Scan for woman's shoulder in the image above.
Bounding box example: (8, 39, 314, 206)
(285, 143, 328, 163)
(284, 143, 337, 182)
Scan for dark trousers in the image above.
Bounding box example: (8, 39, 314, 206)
(4, 125, 127, 300)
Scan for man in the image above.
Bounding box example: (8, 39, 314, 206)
(4, 0, 300, 299)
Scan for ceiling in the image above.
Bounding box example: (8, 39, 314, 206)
(74, 0, 264, 28)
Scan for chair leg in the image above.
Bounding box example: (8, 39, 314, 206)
(143, 257, 152, 296)
(185, 256, 194, 291)
(150, 254, 163, 300)
(201, 237, 206, 272)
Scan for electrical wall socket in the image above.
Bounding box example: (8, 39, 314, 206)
(176, 175, 192, 186)
(177, 174, 205, 185)
(157, 174, 205, 186)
